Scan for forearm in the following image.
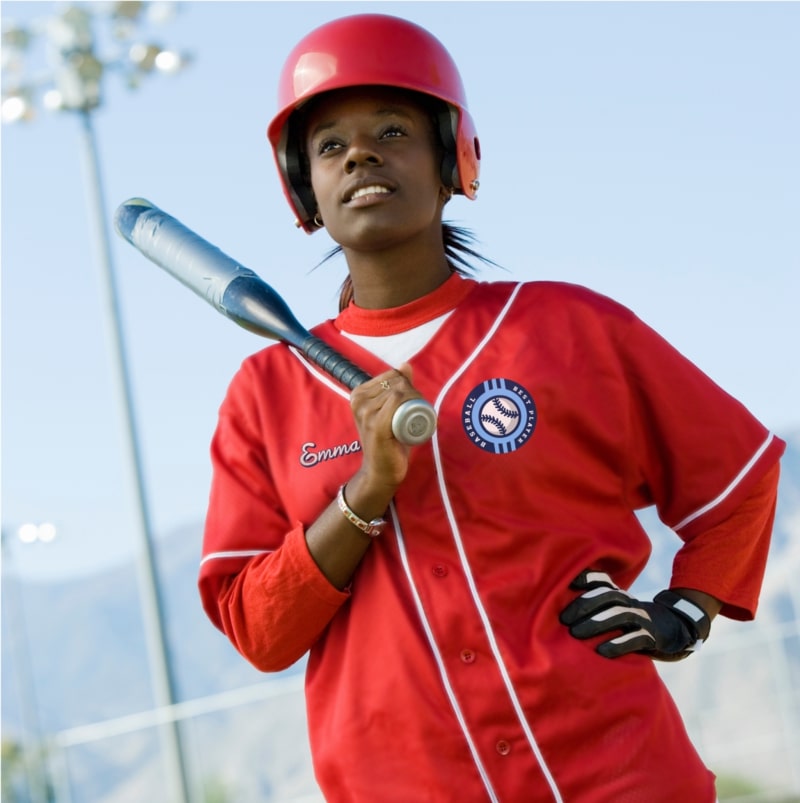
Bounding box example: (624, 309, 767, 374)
(304, 366, 416, 588)
(216, 469, 398, 669)
(305, 470, 397, 590)
(210, 367, 415, 667)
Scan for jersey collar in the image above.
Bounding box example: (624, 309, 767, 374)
(335, 273, 477, 337)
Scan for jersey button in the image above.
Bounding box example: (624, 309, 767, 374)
(496, 739, 511, 756)
(460, 649, 476, 664)
(432, 564, 448, 578)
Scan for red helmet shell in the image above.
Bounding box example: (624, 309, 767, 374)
(267, 14, 480, 232)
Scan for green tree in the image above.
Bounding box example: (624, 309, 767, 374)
(1, 737, 54, 802)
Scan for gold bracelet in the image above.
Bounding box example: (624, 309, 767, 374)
(336, 485, 387, 538)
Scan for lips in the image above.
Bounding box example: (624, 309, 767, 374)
(350, 185, 390, 201)
(343, 180, 395, 203)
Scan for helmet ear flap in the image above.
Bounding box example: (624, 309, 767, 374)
(278, 116, 317, 229)
(436, 105, 460, 191)
(435, 104, 480, 198)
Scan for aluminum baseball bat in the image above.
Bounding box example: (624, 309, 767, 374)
(113, 198, 437, 446)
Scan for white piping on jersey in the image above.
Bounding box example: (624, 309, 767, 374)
(200, 549, 272, 567)
(427, 282, 564, 802)
(432, 282, 523, 414)
(390, 503, 500, 803)
(278, 326, 499, 798)
(288, 347, 351, 400)
(289, 283, 561, 798)
(673, 432, 777, 531)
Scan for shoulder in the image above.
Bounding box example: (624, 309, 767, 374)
(234, 342, 290, 381)
(476, 279, 637, 325)
(220, 341, 298, 410)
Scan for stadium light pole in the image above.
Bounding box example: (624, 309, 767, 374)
(2, 5, 193, 801)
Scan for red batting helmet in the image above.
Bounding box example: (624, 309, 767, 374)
(267, 14, 481, 232)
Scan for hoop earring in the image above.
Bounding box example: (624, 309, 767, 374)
(313, 212, 324, 228)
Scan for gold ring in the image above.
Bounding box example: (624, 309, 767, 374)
(380, 380, 391, 391)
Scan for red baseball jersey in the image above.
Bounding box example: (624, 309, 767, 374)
(200, 276, 784, 802)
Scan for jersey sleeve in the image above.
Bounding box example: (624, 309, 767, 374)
(198, 355, 349, 671)
(670, 461, 780, 620)
(619, 313, 785, 613)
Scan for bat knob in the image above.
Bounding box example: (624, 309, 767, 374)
(391, 399, 437, 446)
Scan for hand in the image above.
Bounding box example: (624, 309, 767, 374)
(348, 364, 422, 492)
(559, 570, 711, 661)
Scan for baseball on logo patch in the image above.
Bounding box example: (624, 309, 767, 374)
(462, 378, 537, 454)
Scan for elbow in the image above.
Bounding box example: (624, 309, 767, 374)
(216, 578, 313, 673)
(237, 637, 309, 674)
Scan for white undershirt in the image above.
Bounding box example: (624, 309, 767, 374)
(340, 311, 454, 367)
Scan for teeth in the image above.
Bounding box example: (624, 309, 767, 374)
(350, 185, 390, 201)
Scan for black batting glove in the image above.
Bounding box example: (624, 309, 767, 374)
(559, 570, 711, 661)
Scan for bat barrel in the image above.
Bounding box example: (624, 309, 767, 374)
(113, 198, 259, 312)
(114, 198, 309, 349)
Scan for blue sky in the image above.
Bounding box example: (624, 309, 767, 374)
(2, 1, 798, 581)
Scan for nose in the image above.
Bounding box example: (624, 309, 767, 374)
(344, 136, 383, 173)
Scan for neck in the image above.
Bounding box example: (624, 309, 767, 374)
(343, 235, 452, 310)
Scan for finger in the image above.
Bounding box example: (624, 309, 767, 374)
(373, 369, 418, 400)
(567, 603, 653, 640)
(354, 370, 401, 400)
(569, 569, 618, 591)
(597, 628, 656, 659)
(397, 362, 414, 385)
(351, 372, 408, 424)
(559, 586, 636, 626)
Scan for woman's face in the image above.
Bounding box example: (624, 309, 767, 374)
(303, 87, 447, 253)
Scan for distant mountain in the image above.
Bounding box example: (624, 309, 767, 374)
(1, 519, 315, 802)
(3, 432, 799, 802)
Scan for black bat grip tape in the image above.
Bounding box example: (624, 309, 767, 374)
(302, 337, 437, 446)
(303, 337, 372, 390)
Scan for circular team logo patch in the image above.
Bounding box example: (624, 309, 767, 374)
(462, 378, 537, 454)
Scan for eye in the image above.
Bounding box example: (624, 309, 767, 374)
(316, 138, 343, 156)
(379, 124, 407, 140)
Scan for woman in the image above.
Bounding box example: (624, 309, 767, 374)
(199, 14, 784, 802)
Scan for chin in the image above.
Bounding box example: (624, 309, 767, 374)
(332, 214, 440, 253)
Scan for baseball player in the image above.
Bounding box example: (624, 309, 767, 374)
(199, 14, 785, 802)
